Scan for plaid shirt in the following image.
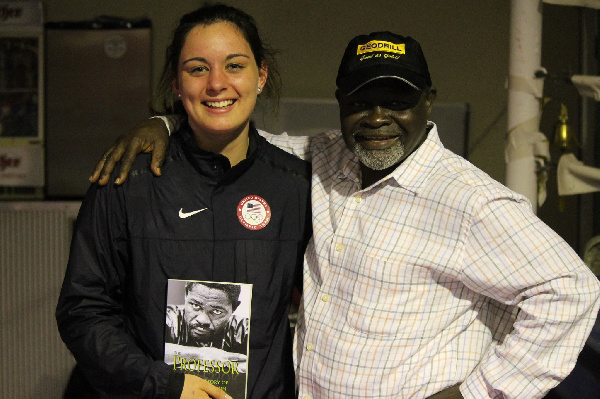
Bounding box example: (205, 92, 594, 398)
(266, 123, 600, 399)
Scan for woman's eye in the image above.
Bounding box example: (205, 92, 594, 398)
(189, 65, 208, 75)
(227, 63, 244, 71)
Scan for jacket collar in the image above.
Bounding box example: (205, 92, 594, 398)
(176, 120, 265, 183)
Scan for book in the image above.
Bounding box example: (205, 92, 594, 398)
(164, 279, 252, 398)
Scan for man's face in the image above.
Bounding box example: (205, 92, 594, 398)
(184, 284, 234, 342)
(337, 79, 433, 171)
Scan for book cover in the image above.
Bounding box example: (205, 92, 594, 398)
(164, 279, 252, 398)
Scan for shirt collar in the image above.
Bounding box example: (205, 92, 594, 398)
(387, 122, 444, 195)
(340, 149, 361, 185)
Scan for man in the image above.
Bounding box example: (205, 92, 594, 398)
(166, 281, 248, 353)
(92, 31, 600, 399)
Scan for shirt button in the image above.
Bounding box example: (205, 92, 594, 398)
(322, 294, 330, 302)
(306, 343, 314, 351)
(336, 244, 343, 252)
(354, 195, 362, 203)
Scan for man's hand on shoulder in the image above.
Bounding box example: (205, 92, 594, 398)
(89, 117, 170, 185)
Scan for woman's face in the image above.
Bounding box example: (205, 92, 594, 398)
(173, 22, 267, 142)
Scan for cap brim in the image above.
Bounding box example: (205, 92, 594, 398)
(346, 76, 420, 94)
(338, 65, 429, 94)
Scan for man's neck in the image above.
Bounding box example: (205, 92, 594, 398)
(360, 163, 397, 189)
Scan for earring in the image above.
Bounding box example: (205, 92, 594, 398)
(257, 87, 262, 92)
(178, 93, 182, 98)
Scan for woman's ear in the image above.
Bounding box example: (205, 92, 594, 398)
(258, 62, 268, 92)
(171, 77, 180, 97)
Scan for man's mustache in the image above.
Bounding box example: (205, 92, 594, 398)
(353, 128, 405, 141)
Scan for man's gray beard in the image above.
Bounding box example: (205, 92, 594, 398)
(351, 141, 406, 171)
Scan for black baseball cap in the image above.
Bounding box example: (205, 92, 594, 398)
(336, 31, 432, 94)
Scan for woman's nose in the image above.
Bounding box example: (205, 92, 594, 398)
(206, 69, 227, 93)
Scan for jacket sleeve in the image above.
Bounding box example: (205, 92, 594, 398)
(460, 197, 600, 399)
(55, 181, 176, 398)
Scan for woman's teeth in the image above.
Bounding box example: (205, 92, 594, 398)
(205, 100, 235, 108)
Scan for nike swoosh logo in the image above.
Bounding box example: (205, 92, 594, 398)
(178, 208, 208, 218)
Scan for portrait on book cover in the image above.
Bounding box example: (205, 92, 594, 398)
(165, 279, 251, 354)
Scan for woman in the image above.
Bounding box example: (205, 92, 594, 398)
(56, 4, 311, 399)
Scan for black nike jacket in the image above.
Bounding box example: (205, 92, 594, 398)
(56, 123, 312, 398)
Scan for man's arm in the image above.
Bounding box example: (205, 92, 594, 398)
(90, 116, 316, 186)
(90, 116, 178, 185)
(258, 128, 313, 162)
(460, 198, 600, 398)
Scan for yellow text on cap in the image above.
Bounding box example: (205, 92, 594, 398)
(357, 40, 405, 55)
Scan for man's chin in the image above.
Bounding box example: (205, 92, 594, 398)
(353, 144, 404, 171)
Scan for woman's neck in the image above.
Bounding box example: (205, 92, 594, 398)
(193, 125, 250, 166)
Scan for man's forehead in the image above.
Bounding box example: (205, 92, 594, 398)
(188, 285, 228, 299)
(346, 78, 421, 97)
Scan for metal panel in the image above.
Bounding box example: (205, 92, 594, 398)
(45, 25, 151, 198)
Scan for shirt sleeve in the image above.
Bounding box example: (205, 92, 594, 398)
(151, 114, 183, 136)
(55, 182, 175, 398)
(459, 197, 600, 399)
(258, 129, 313, 162)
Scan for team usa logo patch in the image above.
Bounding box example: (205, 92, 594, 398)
(237, 195, 271, 230)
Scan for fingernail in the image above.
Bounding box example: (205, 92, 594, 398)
(115, 177, 121, 184)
